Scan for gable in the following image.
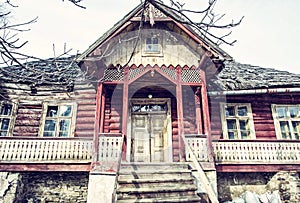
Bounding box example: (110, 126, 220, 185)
(77, 1, 230, 80)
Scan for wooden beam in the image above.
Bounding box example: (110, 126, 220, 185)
(216, 164, 300, 172)
(195, 92, 203, 134)
(0, 164, 91, 172)
(176, 68, 185, 161)
(122, 66, 129, 160)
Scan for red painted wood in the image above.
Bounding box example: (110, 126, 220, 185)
(0, 164, 91, 172)
(216, 164, 300, 172)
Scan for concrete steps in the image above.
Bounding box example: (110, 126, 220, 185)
(115, 162, 202, 203)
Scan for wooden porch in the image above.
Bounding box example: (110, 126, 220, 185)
(1, 135, 299, 172)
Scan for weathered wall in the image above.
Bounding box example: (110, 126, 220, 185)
(0, 172, 23, 203)
(217, 171, 300, 203)
(21, 172, 89, 202)
(0, 172, 89, 202)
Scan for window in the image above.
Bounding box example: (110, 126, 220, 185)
(0, 101, 17, 136)
(220, 103, 256, 139)
(272, 104, 300, 140)
(145, 36, 159, 53)
(40, 103, 76, 137)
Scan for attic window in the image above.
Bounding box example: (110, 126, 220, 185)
(145, 36, 159, 53)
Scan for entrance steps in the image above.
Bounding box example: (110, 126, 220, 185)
(115, 162, 203, 203)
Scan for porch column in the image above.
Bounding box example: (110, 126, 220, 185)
(195, 92, 203, 135)
(122, 66, 129, 160)
(176, 67, 185, 161)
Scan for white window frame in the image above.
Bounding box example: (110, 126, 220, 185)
(220, 103, 256, 139)
(39, 102, 77, 137)
(0, 100, 18, 137)
(272, 104, 300, 140)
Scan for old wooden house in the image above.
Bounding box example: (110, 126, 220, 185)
(0, 1, 299, 202)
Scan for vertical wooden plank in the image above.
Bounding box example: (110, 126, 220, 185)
(176, 67, 185, 161)
(195, 92, 203, 135)
(122, 66, 129, 160)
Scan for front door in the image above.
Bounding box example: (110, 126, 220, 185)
(130, 99, 171, 162)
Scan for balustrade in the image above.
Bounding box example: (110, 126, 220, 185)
(0, 138, 93, 162)
(213, 140, 300, 164)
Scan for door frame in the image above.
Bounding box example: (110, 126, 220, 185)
(126, 98, 173, 162)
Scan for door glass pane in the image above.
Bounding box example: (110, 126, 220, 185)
(277, 107, 287, 118)
(279, 121, 290, 139)
(46, 106, 58, 117)
(60, 105, 72, 117)
(237, 106, 248, 116)
(225, 106, 235, 117)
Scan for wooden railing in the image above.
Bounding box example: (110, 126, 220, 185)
(213, 140, 300, 164)
(185, 134, 209, 162)
(91, 133, 124, 173)
(0, 137, 93, 163)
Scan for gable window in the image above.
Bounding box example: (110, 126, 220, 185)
(220, 103, 256, 139)
(40, 103, 76, 137)
(0, 101, 17, 136)
(145, 36, 159, 53)
(272, 104, 300, 140)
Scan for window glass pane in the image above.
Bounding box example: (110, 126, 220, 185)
(292, 121, 300, 140)
(237, 106, 248, 116)
(239, 119, 249, 131)
(277, 107, 287, 118)
(46, 106, 58, 117)
(279, 121, 290, 139)
(44, 119, 56, 132)
(228, 131, 236, 139)
(289, 107, 299, 118)
(132, 105, 141, 112)
(227, 119, 237, 130)
(60, 105, 72, 117)
(0, 118, 10, 130)
(225, 106, 235, 117)
(146, 37, 151, 44)
(43, 131, 55, 137)
(152, 37, 158, 44)
(59, 119, 70, 132)
(240, 131, 250, 139)
(0, 104, 12, 116)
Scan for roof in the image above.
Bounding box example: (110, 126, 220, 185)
(0, 57, 81, 85)
(76, 0, 231, 62)
(208, 60, 300, 91)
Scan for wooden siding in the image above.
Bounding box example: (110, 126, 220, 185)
(103, 85, 123, 133)
(1, 82, 96, 138)
(209, 93, 300, 140)
(182, 86, 198, 135)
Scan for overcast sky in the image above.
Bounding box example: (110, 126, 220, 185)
(9, 0, 300, 74)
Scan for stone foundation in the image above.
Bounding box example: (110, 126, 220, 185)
(217, 171, 300, 203)
(0, 172, 89, 203)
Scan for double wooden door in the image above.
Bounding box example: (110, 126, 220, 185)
(131, 113, 166, 162)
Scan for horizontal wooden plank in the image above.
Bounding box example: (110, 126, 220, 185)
(216, 164, 300, 172)
(0, 164, 91, 172)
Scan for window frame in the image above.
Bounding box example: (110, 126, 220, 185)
(272, 104, 300, 140)
(39, 102, 77, 138)
(0, 100, 18, 137)
(220, 103, 256, 139)
(142, 33, 163, 56)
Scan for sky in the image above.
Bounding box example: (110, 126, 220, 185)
(7, 0, 300, 74)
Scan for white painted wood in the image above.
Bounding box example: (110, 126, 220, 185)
(213, 141, 300, 164)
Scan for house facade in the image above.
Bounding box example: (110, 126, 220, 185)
(0, 1, 299, 203)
